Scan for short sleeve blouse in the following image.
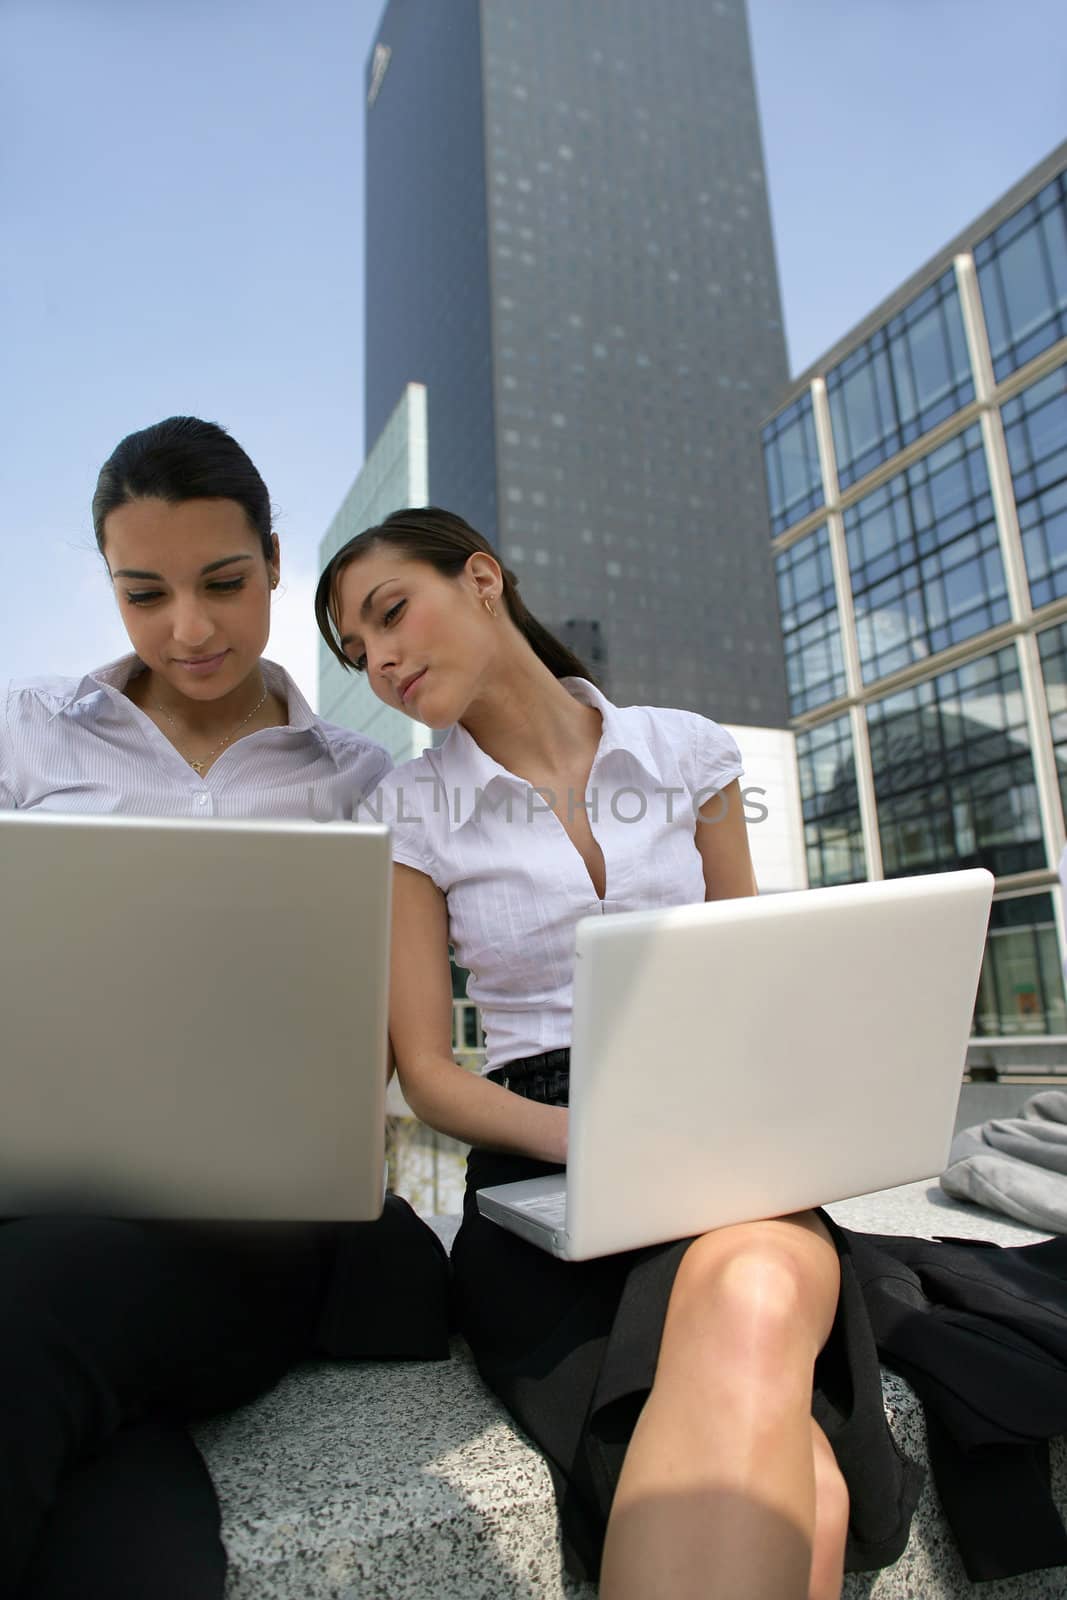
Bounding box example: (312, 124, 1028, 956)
(0, 655, 391, 820)
(369, 679, 743, 1071)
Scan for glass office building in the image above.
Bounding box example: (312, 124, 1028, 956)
(364, 0, 790, 722)
(319, 384, 432, 765)
(761, 142, 1067, 1040)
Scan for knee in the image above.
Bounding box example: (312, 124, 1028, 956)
(668, 1229, 816, 1364)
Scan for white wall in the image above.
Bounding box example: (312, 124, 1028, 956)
(723, 724, 807, 893)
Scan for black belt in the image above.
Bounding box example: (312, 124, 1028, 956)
(486, 1048, 570, 1107)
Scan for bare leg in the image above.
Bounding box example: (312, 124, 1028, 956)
(808, 1418, 849, 1600)
(599, 1211, 843, 1600)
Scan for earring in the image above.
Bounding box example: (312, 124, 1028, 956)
(270, 577, 279, 590)
(484, 597, 497, 618)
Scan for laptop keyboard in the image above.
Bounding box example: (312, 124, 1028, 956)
(507, 1189, 568, 1228)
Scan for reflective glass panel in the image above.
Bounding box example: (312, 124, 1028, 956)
(775, 526, 846, 716)
(762, 392, 823, 536)
(867, 646, 1044, 879)
(975, 174, 1067, 380)
(844, 424, 1008, 683)
(973, 892, 1067, 1037)
(1003, 364, 1067, 607)
(827, 269, 975, 489)
(794, 715, 866, 887)
(1037, 619, 1067, 820)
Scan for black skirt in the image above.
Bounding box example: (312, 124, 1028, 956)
(453, 1062, 924, 1583)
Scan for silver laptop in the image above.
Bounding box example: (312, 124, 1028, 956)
(477, 870, 994, 1259)
(0, 812, 391, 1221)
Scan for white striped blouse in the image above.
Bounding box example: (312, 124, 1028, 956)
(0, 654, 390, 821)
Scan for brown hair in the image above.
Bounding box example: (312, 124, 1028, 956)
(314, 506, 594, 682)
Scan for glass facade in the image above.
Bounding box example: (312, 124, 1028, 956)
(318, 384, 432, 764)
(761, 393, 823, 536)
(975, 174, 1067, 381)
(1037, 619, 1067, 819)
(767, 151, 1067, 1039)
(973, 892, 1067, 1036)
(868, 647, 1044, 880)
(1002, 363, 1067, 608)
(844, 424, 1009, 683)
(775, 526, 846, 716)
(795, 716, 865, 888)
(826, 269, 973, 490)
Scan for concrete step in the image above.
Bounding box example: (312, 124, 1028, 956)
(193, 1183, 1067, 1598)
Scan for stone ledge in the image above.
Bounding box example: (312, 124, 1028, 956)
(194, 1183, 1067, 1598)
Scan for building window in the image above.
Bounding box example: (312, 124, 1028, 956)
(826, 269, 974, 489)
(1001, 363, 1067, 608)
(973, 892, 1067, 1036)
(775, 526, 846, 715)
(844, 423, 1009, 684)
(761, 392, 823, 536)
(1036, 619, 1067, 821)
(795, 715, 866, 888)
(975, 174, 1067, 381)
(867, 646, 1043, 879)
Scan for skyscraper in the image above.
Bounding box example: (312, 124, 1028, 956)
(362, 0, 790, 722)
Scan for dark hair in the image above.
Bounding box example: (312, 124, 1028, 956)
(92, 416, 274, 560)
(314, 506, 594, 683)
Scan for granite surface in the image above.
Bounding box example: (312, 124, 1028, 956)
(193, 1182, 1067, 1598)
(195, 1349, 592, 1600)
(824, 1173, 1052, 1244)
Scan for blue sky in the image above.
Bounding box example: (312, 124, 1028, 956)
(3, 0, 1064, 701)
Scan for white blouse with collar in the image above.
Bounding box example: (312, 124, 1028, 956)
(1, 654, 391, 821)
(369, 678, 743, 1072)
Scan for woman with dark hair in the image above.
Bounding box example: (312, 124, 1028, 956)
(314, 507, 923, 1600)
(0, 422, 449, 1600)
(5, 414, 377, 813)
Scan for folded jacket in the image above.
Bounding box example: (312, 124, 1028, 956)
(941, 1090, 1067, 1232)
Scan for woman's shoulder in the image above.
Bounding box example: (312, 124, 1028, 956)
(623, 700, 744, 791)
(373, 743, 440, 789)
(3, 673, 84, 724)
(310, 712, 392, 776)
(617, 698, 739, 751)
(357, 745, 447, 881)
(368, 745, 444, 823)
(4, 655, 144, 725)
(259, 661, 392, 786)
(1, 675, 88, 807)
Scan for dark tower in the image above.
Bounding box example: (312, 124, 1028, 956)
(364, 0, 790, 721)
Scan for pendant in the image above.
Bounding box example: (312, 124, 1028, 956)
(190, 759, 205, 775)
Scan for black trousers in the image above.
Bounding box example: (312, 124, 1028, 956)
(1, 1214, 329, 1599)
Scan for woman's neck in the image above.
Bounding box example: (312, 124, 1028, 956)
(128, 663, 275, 740)
(461, 657, 599, 780)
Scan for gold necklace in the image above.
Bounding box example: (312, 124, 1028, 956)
(155, 685, 269, 775)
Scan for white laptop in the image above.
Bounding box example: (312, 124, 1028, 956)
(0, 812, 391, 1221)
(477, 870, 994, 1259)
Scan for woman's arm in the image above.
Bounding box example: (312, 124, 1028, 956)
(695, 779, 758, 901)
(388, 863, 569, 1163)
